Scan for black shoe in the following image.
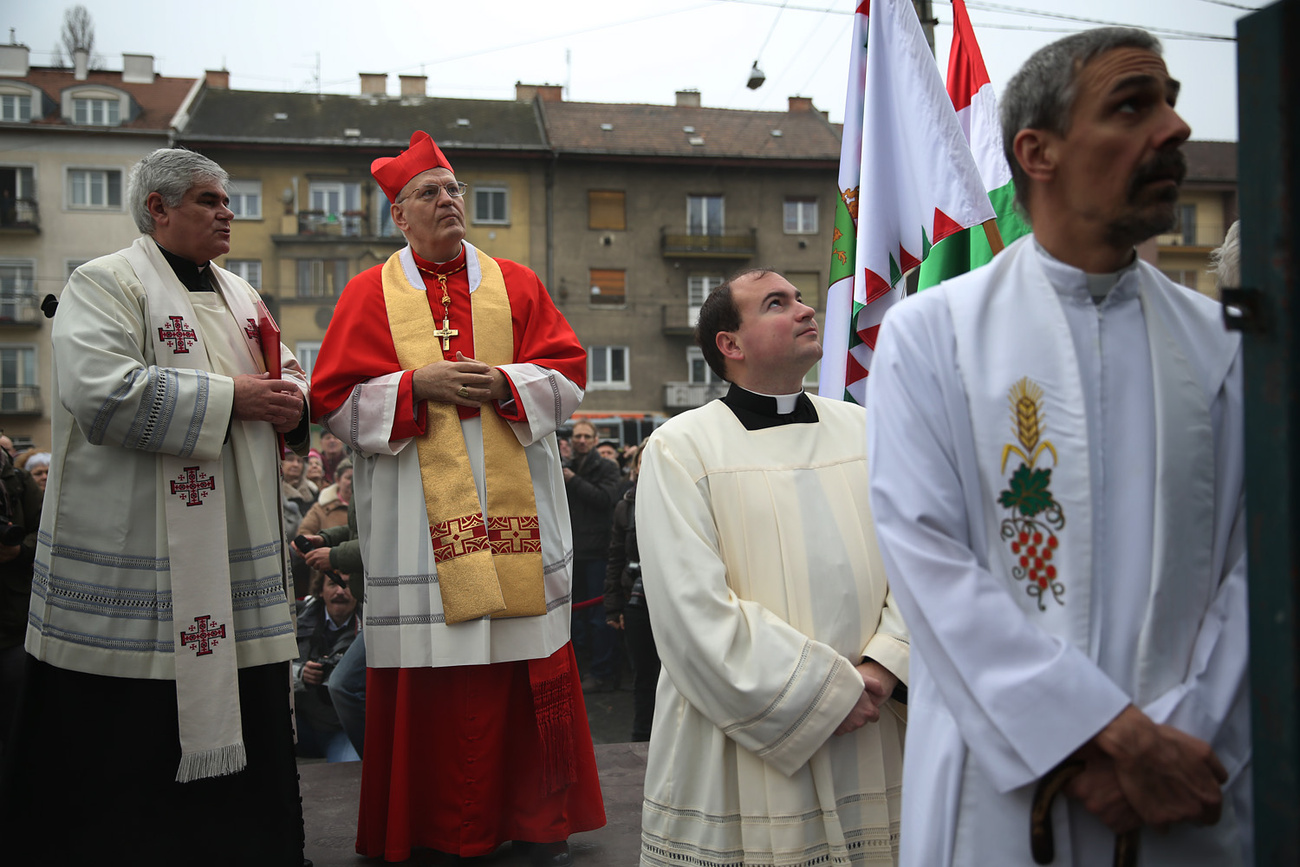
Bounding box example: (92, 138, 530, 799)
(519, 840, 572, 867)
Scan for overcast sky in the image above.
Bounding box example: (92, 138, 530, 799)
(6, 0, 1262, 142)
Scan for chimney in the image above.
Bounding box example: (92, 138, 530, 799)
(121, 53, 155, 84)
(0, 43, 29, 77)
(359, 73, 387, 96)
(676, 90, 701, 108)
(205, 69, 229, 89)
(73, 48, 89, 80)
(788, 95, 814, 113)
(515, 83, 563, 103)
(399, 74, 426, 97)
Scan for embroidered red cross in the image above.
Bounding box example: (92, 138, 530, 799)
(158, 315, 198, 353)
(245, 318, 258, 340)
(488, 516, 542, 554)
(431, 514, 489, 562)
(170, 466, 216, 507)
(180, 614, 226, 656)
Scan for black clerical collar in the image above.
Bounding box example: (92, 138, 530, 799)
(156, 241, 215, 292)
(721, 383, 819, 431)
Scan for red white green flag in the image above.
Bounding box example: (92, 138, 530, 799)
(821, 0, 995, 405)
(917, 0, 1032, 290)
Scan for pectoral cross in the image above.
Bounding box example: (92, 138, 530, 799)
(433, 315, 459, 351)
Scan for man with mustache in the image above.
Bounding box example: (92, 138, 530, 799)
(309, 131, 604, 866)
(866, 28, 1251, 866)
(636, 269, 909, 866)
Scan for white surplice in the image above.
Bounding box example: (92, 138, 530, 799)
(866, 237, 1250, 866)
(28, 242, 304, 679)
(320, 248, 583, 669)
(637, 396, 909, 867)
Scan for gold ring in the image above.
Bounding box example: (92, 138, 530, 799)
(457, 385, 470, 398)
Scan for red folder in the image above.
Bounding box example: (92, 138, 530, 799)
(256, 299, 281, 379)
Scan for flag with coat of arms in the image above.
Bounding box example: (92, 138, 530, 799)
(820, 0, 995, 405)
(917, 0, 1032, 290)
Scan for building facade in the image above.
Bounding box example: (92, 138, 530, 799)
(0, 41, 198, 451)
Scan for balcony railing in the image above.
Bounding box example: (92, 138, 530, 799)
(661, 228, 757, 259)
(0, 293, 43, 326)
(1157, 224, 1230, 248)
(664, 381, 729, 411)
(296, 210, 366, 238)
(0, 198, 39, 232)
(661, 305, 698, 336)
(0, 385, 42, 415)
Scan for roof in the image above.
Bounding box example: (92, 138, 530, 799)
(180, 89, 548, 153)
(12, 66, 196, 131)
(1183, 140, 1236, 183)
(539, 100, 842, 161)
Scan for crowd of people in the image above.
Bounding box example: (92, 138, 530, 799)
(0, 25, 1259, 867)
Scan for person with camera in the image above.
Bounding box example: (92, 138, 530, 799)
(293, 571, 361, 763)
(293, 497, 366, 759)
(0, 447, 41, 758)
(602, 440, 656, 742)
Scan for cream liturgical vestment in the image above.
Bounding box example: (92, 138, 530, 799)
(637, 390, 909, 867)
(866, 237, 1251, 867)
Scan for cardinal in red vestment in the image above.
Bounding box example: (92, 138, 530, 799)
(310, 131, 605, 865)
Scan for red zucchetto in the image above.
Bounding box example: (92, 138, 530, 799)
(371, 131, 455, 203)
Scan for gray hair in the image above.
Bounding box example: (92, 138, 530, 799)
(127, 148, 228, 234)
(1001, 28, 1163, 217)
(1212, 220, 1241, 290)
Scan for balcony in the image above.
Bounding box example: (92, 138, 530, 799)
(661, 305, 698, 336)
(661, 228, 756, 259)
(664, 381, 728, 411)
(0, 385, 42, 415)
(0, 294, 43, 327)
(296, 210, 366, 238)
(0, 198, 39, 234)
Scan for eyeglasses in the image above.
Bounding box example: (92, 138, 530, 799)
(397, 182, 468, 204)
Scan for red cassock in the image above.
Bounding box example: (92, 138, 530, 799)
(311, 246, 605, 861)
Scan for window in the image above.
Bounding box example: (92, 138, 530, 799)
(589, 268, 626, 306)
(227, 259, 262, 289)
(308, 181, 363, 236)
(0, 166, 35, 226)
(0, 261, 34, 321)
(68, 168, 122, 209)
(588, 346, 629, 389)
(0, 346, 37, 412)
(297, 259, 349, 297)
(227, 179, 262, 220)
(784, 198, 818, 234)
(65, 260, 89, 278)
(1173, 203, 1196, 246)
(1, 94, 31, 122)
(687, 275, 723, 327)
(296, 341, 321, 381)
(687, 195, 724, 235)
(473, 186, 509, 225)
(73, 97, 120, 126)
(687, 347, 723, 385)
(588, 190, 626, 230)
(374, 185, 401, 237)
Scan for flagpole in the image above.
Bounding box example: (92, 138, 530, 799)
(981, 218, 1005, 256)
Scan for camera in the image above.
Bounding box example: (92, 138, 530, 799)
(0, 521, 23, 547)
(294, 534, 348, 589)
(311, 648, 347, 683)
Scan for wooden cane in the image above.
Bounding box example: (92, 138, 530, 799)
(1030, 759, 1139, 867)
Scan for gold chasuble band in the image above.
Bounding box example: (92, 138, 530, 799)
(382, 249, 547, 624)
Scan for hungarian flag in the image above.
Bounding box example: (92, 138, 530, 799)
(821, 0, 995, 405)
(917, 0, 1031, 290)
